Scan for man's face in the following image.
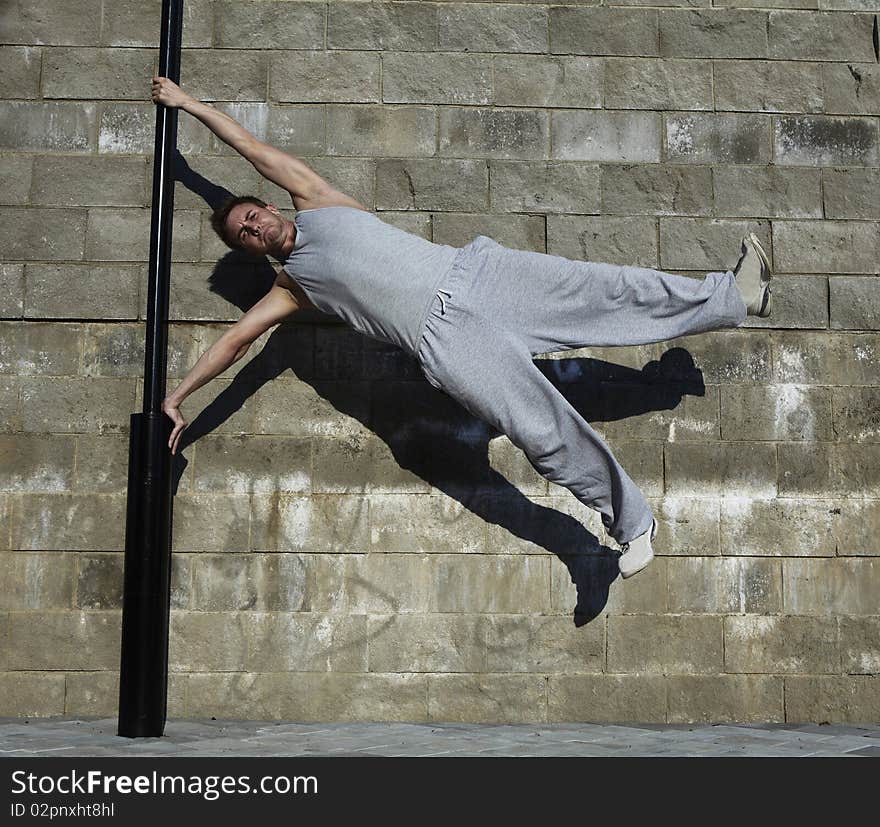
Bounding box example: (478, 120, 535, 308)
(225, 202, 284, 256)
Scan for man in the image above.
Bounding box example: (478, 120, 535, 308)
(151, 76, 771, 579)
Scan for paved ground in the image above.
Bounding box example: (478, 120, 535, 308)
(1, 718, 879, 757)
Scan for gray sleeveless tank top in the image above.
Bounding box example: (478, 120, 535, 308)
(281, 207, 460, 357)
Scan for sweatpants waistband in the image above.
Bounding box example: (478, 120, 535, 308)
(413, 235, 496, 353)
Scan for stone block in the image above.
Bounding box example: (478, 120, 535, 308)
(214, 0, 325, 49)
(0, 46, 41, 98)
(0, 0, 102, 46)
(367, 613, 487, 672)
(99, 102, 213, 155)
(547, 215, 658, 267)
(495, 55, 603, 108)
(431, 213, 546, 252)
(375, 158, 489, 212)
(0, 102, 96, 151)
(74, 551, 125, 610)
(440, 107, 548, 160)
(180, 49, 269, 103)
(41, 48, 155, 100)
(0, 157, 32, 207)
(840, 617, 880, 674)
(486, 614, 604, 673)
(251, 377, 371, 437)
(832, 386, 880, 440)
(311, 552, 432, 614)
(428, 674, 548, 723)
(100, 0, 214, 48)
(665, 442, 778, 498)
(833, 499, 880, 556)
(368, 493, 488, 554)
(602, 163, 712, 216)
(608, 614, 724, 673)
(169, 263, 245, 322)
(194, 435, 311, 495)
(666, 113, 771, 164)
(12, 493, 126, 551)
(726, 615, 840, 673)
(0, 379, 19, 433)
(0, 321, 82, 376)
(172, 493, 251, 553)
(773, 221, 880, 274)
(659, 217, 770, 270)
(655, 497, 721, 556)
(768, 10, 877, 61)
(777, 442, 832, 496)
(30, 155, 147, 208)
(822, 62, 880, 116)
(783, 558, 880, 614)
(667, 557, 782, 613)
(720, 383, 832, 441)
(605, 57, 713, 110)
(328, 2, 438, 51)
(183, 672, 428, 721)
(5, 610, 120, 669)
(667, 330, 772, 383)
(550, 8, 659, 56)
(80, 323, 145, 377)
(714, 60, 825, 113)
(772, 331, 880, 385)
(785, 675, 880, 723)
(0, 551, 75, 610)
(0, 434, 74, 492)
(71, 671, 187, 716)
(439, 5, 549, 53)
(721, 497, 838, 556)
(73, 435, 133, 494)
(25, 265, 141, 321)
(86, 208, 201, 263)
(774, 115, 879, 166)
(430, 554, 551, 613)
(327, 105, 436, 157)
(171, 611, 368, 672)
(251, 493, 369, 553)
(667, 675, 784, 723)
(490, 160, 600, 215)
(486, 435, 549, 496)
(312, 432, 430, 494)
(0, 672, 65, 717)
(20, 377, 134, 434)
(382, 53, 492, 105)
(600, 383, 720, 442)
(659, 10, 768, 58)
(549, 674, 667, 722)
(551, 110, 661, 162)
(0, 207, 86, 261)
(713, 165, 822, 218)
(270, 51, 380, 103)
(823, 168, 880, 220)
(0, 265, 23, 319)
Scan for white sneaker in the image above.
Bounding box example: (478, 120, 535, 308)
(618, 517, 657, 579)
(733, 232, 772, 317)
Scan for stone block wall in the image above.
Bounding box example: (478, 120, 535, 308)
(1, 0, 879, 723)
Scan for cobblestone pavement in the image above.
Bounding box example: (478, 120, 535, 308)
(1, 718, 879, 757)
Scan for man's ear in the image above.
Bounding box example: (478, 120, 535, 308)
(266, 203, 280, 215)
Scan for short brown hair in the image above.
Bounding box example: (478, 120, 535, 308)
(210, 194, 268, 250)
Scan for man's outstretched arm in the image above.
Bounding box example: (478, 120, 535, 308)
(162, 274, 307, 454)
(151, 76, 332, 203)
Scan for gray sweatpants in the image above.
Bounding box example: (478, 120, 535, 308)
(416, 235, 748, 546)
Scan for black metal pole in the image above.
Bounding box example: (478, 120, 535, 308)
(118, 0, 184, 738)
